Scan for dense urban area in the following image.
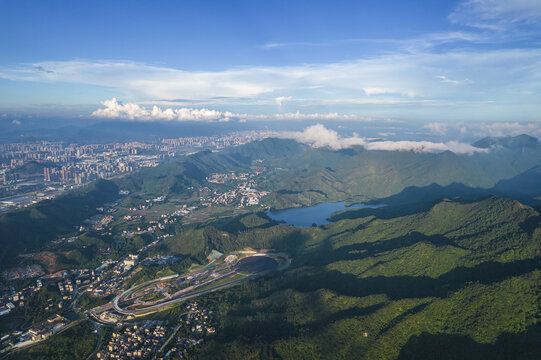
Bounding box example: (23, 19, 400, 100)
(0, 131, 272, 213)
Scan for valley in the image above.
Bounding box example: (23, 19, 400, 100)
(1, 135, 541, 359)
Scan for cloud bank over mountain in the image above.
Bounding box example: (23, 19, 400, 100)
(424, 121, 541, 138)
(284, 124, 489, 155)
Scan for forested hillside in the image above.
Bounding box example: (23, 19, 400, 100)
(191, 196, 541, 359)
(0, 180, 118, 269)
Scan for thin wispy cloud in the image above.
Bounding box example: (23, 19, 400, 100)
(436, 75, 470, 86)
(449, 0, 541, 30)
(1, 0, 540, 121)
(1, 48, 539, 109)
(424, 120, 541, 138)
(263, 31, 492, 53)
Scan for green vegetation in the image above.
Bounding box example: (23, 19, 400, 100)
(0, 179, 118, 269)
(7, 283, 64, 325)
(186, 196, 541, 359)
(77, 293, 114, 311)
(0, 316, 25, 334)
(141, 291, 166, 302)
(3, 136, 541, 359)
(262, 141, 541, 209)
(6, 321, 97, 360)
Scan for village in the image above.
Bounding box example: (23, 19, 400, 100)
(95, 301, 216, 359)
(202, 167, 269, 207)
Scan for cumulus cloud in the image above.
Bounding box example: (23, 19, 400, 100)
(11, 119, 21, 125)
(275, 96, 292, 107)
(91, 98, 233, 122)
(284, 124, 488, 154)
(282, 124, 363, 150)
(91, 98, 374, 122)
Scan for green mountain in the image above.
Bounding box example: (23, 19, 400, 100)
(0, 179, 118, 269)
(117, 138, 307, 196)
(473, 134, 538, 149)
(264, 138, 541, 209)
(3, 134, 541, 359)
(192, 196, 541, 359)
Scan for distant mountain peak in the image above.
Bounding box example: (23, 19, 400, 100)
(473, 134, 538, 149)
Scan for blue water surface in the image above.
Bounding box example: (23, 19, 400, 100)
(266, 201, 385, 227)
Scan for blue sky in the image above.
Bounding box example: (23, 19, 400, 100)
(0, 0, 540, 127)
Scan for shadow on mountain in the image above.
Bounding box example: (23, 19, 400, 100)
(332, 174, 541, 222)
(302, 232, 463, 267)
(331, 183, 490, 221)
(493, 165, 541, 206)
(211, 212, 277, 233)
(222, 297, 386, 342)
(306, 303, 385, 333)
(398, 323, 541, 360)
(288, 256, 541, 301)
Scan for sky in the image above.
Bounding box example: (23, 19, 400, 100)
(0, 0, 540, 129)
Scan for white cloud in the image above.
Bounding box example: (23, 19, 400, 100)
(469, 121, 541, 137)
(436, 75, 468, 86)
(91, 98, 376, 122)
(424, 122, 449, 134)
(268, 111, 366, 121)
(286, 124, 353, 150)
(424, 120, 541, 138)
(363, 87, 416, 98)
(1, 47, 538, 109)
(11, 119, 21, 125)
(91, 98, 233, 122)
(449, 0, 541, 29)
(363, 140, 486, 155)
(283, 124, 488, 154)
(275, 96, 292, 107)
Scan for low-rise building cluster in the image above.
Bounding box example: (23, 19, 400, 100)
(9, 314, 68, 349)
(97, 322, 167, 359)
(203, 169, 269, 207)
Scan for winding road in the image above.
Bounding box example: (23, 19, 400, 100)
(112, 252, 290, 316)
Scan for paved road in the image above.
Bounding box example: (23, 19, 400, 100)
(71, 287, 103, 360)
(153, 323, 181, 360)
(113, 253, 291, 316)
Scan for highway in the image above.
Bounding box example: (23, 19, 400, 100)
(111, 252, 290, 316)
(71, 286, 103, 360)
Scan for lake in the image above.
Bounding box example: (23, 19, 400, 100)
(266, 201, 385, 227)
